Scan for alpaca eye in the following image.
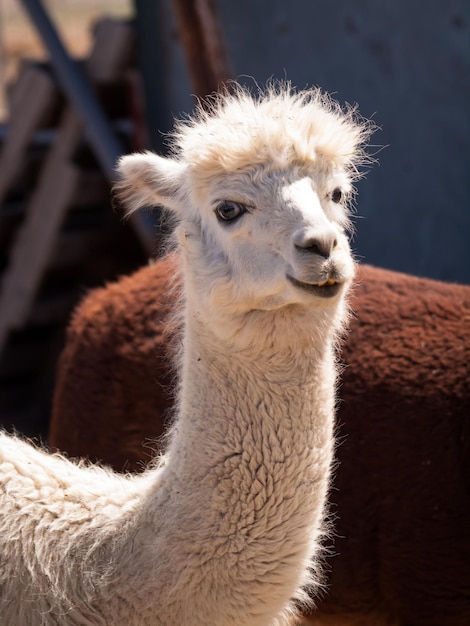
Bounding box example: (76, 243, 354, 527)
(215, 201, 247, 223)
(331, 188, 342, 204)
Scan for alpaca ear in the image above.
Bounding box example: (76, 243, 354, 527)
(115, 151, 185, 216)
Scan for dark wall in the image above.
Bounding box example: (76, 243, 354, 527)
(157, 0, 470, 283)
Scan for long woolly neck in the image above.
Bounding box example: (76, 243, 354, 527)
(140, 302, 340, 624)
(171, 314, 337, 482)
(177, 309, 338, 440)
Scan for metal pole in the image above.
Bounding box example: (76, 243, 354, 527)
(20, 0, 122, 180)
(19, 0, 155, 253)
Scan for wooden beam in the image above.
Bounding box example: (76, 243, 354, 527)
(0, 63, 58, 207)
(0, 108, 81, 352)
(0, 20, 136, 354)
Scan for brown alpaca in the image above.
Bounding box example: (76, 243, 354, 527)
(50, 258, 470, 626)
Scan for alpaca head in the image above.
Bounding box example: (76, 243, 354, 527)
(117, 84, 373, 347)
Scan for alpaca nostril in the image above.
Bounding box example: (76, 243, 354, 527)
(294, 236, 337, 259)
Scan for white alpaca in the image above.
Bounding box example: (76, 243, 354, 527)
(0, 84, 371, 625)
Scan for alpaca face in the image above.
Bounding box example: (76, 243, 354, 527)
(176, 166, 355, 317)
(117, 86, 372, 339)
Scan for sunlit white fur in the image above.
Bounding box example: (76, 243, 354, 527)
(0, 83, 372, 625)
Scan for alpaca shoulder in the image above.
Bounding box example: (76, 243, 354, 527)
(0, 433, 140, 516)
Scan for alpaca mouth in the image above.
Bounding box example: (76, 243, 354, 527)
(287, 275, 344, 298)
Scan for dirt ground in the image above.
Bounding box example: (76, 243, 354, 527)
(0, 0, 132, 120)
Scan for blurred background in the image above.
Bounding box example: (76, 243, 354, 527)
(0, 0, 468, 437)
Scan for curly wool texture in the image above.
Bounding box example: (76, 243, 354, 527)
(0, 433, 153, 623)
(173, 84, 371, 178)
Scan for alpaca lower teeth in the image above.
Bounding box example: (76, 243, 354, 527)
(318, 279, 336, 287)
